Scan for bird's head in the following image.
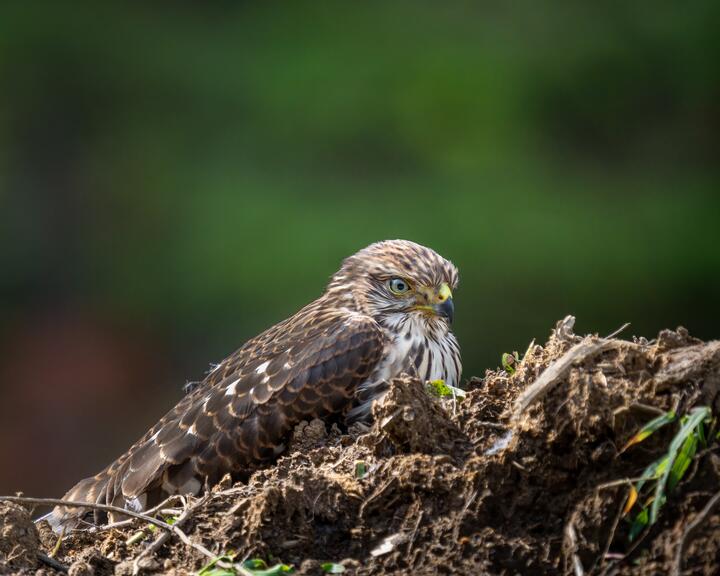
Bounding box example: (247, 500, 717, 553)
(328, 240, 459, 329)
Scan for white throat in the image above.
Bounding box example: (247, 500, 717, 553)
(348, 312, 461, 422)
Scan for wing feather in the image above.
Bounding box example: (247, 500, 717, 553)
(49, 308, 384, 531)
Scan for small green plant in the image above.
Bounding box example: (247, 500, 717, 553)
(320, 563, 345, 573)
(197, 553, 236, 576)
(241, 559, 293, 575)
(198, 554, 293, 576)
(126, 514, 178, 546)
(125, 529, 148, 546)
(354, 461, 367, 479)
(621, 406, 712, 541)
(619, 411, 677, 454)
(426, 379, 466, 400)
(501, 352, 520, 374)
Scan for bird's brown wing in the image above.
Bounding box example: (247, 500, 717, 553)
(49, 308, 384, 530)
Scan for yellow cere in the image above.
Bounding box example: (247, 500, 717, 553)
(438, 282, 452, 303)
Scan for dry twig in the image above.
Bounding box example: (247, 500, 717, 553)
(564, 520, 585, 576)
(599, 494, 626, 569)
(131, 493, 217, 575)
(82, 495, 185, 533)
(0, 494, 252, 576)
(37, 551, 68, 573)
(605, 322, 631, 340)
(0, 496, 175, 532)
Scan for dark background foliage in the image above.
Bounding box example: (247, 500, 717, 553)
(1, 1, 718, 498)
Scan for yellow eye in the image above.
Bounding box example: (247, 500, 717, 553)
(388, 278, 410, 294)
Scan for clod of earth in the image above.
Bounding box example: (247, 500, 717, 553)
(4, 317, 720, 575)
(0, 502, 40, 570)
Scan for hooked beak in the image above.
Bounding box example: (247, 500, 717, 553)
(415, 282, 454, 323)
(434, 297, 454, 324)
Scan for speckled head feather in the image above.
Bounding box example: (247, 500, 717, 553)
(330, 239, 458, 291)
(48, 239, 461, 531)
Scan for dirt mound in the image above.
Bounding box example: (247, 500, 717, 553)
(4, 318, 720, 575)
(0, 502, 40, 572)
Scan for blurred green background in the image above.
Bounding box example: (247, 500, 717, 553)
(1, 1, 718, 497)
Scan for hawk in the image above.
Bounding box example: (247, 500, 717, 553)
(48, 240, 461, 530)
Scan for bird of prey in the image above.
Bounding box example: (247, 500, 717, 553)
(48, 239, 461, 531)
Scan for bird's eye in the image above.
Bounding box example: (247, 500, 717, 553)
(388, 278, 410, 294)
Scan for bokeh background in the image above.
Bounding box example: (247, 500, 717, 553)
(1, 1, 718, 499)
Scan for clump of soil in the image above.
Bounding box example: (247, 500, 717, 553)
(0, 502, 39, 571)
(5, 317, 720, 575)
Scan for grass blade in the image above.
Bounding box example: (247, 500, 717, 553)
(241, 561, 293, 575)
(199, 554, 236, 576)
(650, 407, 710, 524)
(668, 428, 698, 491)
(620, 411, 676, 453)
(623, 485, 638, 516)
(635, 455, 669, 494)
(321, 563, 345, 573)
(629, 507, 649, 541)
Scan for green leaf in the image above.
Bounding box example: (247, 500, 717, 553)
(427, 379, 452, 396)
(668, 429, 698, 491)
(634, 455, 669, 494)
(354, 461, 367, 479)
(697, 420, 707, 448)
(241, 560, 293, 575)
(198, 554, 236, 576)
(650, 407, 710, 525)
(321, 563, 345, 573)
(243, 560, 267, 570)
(426, 379, 466, 399)
(620, 410, 676, 453)
(501, 352, 519, 374)
(629, 507, 649, 541)
(125, 530, 147, 546)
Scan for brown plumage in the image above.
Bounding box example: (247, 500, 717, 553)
(48, 240, 461, 530)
